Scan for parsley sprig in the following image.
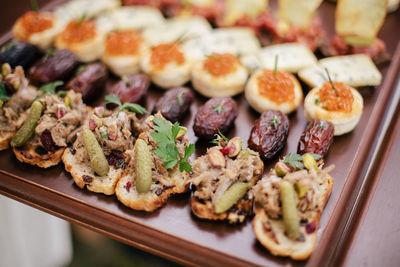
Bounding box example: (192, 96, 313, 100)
(104, 94, 147, 115)
(283, 153, 322, 170)
(150, 117, 194, 172)
(32, 81, 64, 102)
(0, 82, 11, 101)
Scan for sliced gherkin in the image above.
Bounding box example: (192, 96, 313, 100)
(135, 139, 152, 194)
(215, 182, 251, 214)
(280, 181, 300, 240)
(83, 129, 109, 176)
(11, 101, 44, 147)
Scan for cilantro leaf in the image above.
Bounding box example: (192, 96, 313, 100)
(104, 94, 147, 115)
(150, 116, 194, 172)
(283, 153, 304, 170)
(0, 82, 10, 101)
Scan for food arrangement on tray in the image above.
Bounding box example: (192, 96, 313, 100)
(0, 0, 397, 262)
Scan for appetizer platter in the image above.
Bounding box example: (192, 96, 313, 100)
(0, 0, 400, 266)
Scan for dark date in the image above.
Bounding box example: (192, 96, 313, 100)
(110, 74, 149, 105)
(66, 63, 107, 102)
(0, 41, 39, 69)
(29, 49, 79, 84)
(39, 129, 57, 153)
(153, 87, 194, 122)
(193, 96, 238, 140)
(298, 120, 334, 157)
(248, 110, 289, 161)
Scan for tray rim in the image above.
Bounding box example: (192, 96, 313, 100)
(1, 1, 400, 266)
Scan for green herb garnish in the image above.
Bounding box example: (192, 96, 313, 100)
(324, 67, 338, 97)
(100, 131, 109, 139)
(318, 122, 326, 129)
(1, 42, 16, 53)
(315, 97, 320, 105)
(32, 81, 64, 102)
(75, 65, 86, 75)
(0, 82, 11, 101)
(205, 54, 221, 61)
(123, 76, 132, 86)
(177, 91, 183, 106)
(283, 153, 322, 170)
(57, 90, 68, 98)
(30, 0, 39, 12)
(269, 115, 280, 129)
(150, 117, 194, 172)
(212, 99, 226, 114)
(273, 55, 279, 75)
(77, 12, 87, 25)
(104, 94, 147, 115)
(43, 47, 55, 61)
(210, 129, 229, 145)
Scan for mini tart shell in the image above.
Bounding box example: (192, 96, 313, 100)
(304, 85, 363, 136)
(140, 50, 191, 89)
(13, 12, 65, 50)
(245, 69, 303, 114)
(191, 59, 248, 97)
(101, 36, 149, 77)
(55, 31, 105, 62)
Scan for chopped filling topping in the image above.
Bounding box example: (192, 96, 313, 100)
(318, 82, 354, 112)
(60, 20, 96, 44)
(257, 70, 295, 105)
(18, 11, 53, 38)
(203, 53, 239, 76)
(150, 43, 184, 70)
(105, 30, 143, 56)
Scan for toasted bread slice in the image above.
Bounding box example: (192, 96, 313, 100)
(13, 144, 65, 168)
(116, 115, 191, 212)
(253, 163, 333, 260)
(0, 132, 14, 151)
(62, 146, 126, 195)
(190, 146, 264, 224)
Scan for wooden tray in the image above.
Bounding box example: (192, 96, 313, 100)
(1, 1, 400, 266)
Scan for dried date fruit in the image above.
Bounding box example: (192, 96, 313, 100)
(153, 87, 194, 122)
(0, 41, 39, 69)
(29, 49, 79, 84)
(66, 63, 107, 102)
(248, 110, 289, 161)
(109, 74, 149, 107)
(298, 120, 334, 157)
(193, 96, 238, 140)
(40, 129, 57, 153)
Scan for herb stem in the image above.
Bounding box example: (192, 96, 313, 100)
(30, 0, 39, 12)
(324, 68, 338, 97)
(273, 55, 278, 75)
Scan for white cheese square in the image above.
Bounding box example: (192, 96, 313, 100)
(299, 54, 382, 88)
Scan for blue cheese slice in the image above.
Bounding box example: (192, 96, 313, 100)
(143, 16, 212, 46)
(242, 43, 317, 73)
(298, 54, 382, 87)
(182, 27, 260, 61)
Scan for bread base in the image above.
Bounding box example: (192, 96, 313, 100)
(13, 144, 65, 168)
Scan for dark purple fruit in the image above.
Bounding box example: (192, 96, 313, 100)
(0, 41, 39, 69)
(248, 110, 289, 161)
(153, 87, 194, 122)
(110, 74, 149, 106)
(66, 63, 107, 102)
(29, 49, 79, 84)
(193, 96, 238, 140)
(39, 129, 57, 153)
(298, 120, 334, 157)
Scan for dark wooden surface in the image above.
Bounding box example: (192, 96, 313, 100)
(0, 1, 400, 266)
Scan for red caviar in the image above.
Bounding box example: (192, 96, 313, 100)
(150, 43, 184, 70)
(105, 30, 143, 56)
(18, 11, 53, 38)
(257, 70, 295, 104)
(60, 20, 96, 44)
(203, 53, 238, 76)
(318, 82, 354, 112)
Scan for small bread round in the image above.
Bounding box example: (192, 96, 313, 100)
(304, 85, 363, 136)
(191, 59, 248, 97)
(0, 132, 15, 151)
(245, 69, 303, 114)
(13, 145, 65, 168)
(13, 12, 65, 50)
(55, 30, 105, 63)
(62, 147, 124, 195)
(140, 47, 191, 89)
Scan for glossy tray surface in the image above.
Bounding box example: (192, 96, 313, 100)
(0, 1, 400, 266)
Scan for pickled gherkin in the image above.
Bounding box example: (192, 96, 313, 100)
(280, 181, 300, 240)
(215, 182, 251, 214)
(83, 129, 109, 176)
(11, 101, 44, 147)
(135, 139, 152, 194)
